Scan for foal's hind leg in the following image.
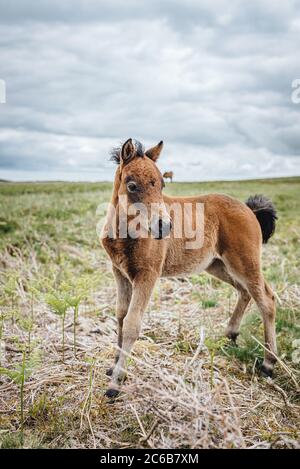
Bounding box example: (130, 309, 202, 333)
(206, 259, 251, 342)
(106, 266, 132, 377)
(247, 278, 277, 377)
(222, 256, 277, 376)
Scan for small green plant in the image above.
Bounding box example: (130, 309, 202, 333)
(18, 314, 35, 355)
(190, 274, 209, 286)
(174, 339, 191, 353)
(45, 294, 69, 362)
(0, 348, 41, 446)
(60, 276, 90, 357)
(201, 298, 218, 309)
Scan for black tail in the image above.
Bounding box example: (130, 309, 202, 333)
(245, 194, 277, 244)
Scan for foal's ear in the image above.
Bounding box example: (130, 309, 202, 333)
(145, 140, 163, 162)
(121, 138, 136, 164)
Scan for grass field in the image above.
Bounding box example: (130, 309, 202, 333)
(0, 177, 299, 448)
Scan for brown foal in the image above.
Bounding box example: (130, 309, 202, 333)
(101, 139, 277, 398)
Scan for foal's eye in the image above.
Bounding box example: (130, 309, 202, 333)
(127, 181, 137, 193)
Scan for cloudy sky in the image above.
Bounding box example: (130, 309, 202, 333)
(0, 0, 300, 181)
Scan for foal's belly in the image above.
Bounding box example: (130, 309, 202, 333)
(161, 250, 215, 277)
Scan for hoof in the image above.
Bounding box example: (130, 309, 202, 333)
(106, 367, 114, 377)
(226, 331, 239, 344)
(260, 364, 273, 378)
(104, 388, 120, 399)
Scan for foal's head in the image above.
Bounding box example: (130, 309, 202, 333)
(111, 138, 172, 239)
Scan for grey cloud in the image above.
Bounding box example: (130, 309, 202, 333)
(0, 0, 300, 181)
(0, 0, 294, 35)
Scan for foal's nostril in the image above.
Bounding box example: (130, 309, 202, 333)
(151, 217, 172, 239)
(158, 218, 163, 235)
(157, 218, 171, 239)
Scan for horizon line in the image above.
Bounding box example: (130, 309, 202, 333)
(1, 175, 300, 185)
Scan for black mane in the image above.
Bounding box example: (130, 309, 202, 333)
(110, 140, 144, 164)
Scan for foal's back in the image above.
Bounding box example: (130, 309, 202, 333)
(161, 193, 261, 277)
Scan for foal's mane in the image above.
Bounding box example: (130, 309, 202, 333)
(110, 140, 145, 164)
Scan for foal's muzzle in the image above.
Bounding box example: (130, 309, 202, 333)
(150, 217, 172, 239)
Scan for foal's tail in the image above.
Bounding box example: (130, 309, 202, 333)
(245, 194, 277, 244)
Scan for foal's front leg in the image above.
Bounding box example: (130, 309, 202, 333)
(105, 271, 158, 398)
(106, 266, 132, 377)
